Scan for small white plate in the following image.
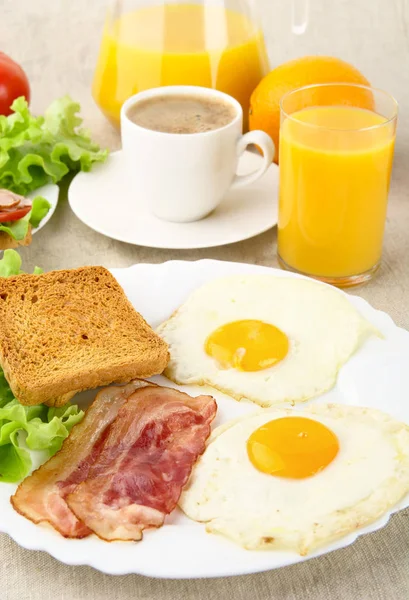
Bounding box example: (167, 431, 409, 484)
(68, 151, 279, 249)
(1, 260, 408, 579)
(28, 183, 59, 234)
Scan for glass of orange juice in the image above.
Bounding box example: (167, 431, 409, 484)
(277, 83, 398, 287)
(92, 0, 270, 131)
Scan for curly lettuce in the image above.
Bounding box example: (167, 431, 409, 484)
(0, 96, 108, 195)
(0, 250, 84, 482)
(0, 248, 42, 276)
(0, 394, 83, 482)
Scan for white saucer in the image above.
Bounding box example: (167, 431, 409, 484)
(68, 150, 279, 250)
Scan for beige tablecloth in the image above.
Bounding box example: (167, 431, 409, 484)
(1, 0, 409, 598)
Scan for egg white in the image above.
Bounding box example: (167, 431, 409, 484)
(179, 404, 409, 555)
(157, 275, 378, 407)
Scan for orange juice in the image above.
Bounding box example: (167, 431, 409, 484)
(278, 106, 396, 279)
(92, 4, 269, 130)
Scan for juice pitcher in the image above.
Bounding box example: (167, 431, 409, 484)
(93, 0, 309, 130)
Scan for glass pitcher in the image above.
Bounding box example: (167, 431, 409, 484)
(92, 0, 309, 131)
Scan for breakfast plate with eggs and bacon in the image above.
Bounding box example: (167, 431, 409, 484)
(0, 259, 408, 578)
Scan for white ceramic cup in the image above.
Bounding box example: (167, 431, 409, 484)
(121, 86, 275, 223)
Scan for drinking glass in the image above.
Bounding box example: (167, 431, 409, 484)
(277, 83, 398, 287)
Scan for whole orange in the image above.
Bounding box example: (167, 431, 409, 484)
(249, 56, 371, 163)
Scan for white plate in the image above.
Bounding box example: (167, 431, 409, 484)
(28, 183, 59, 234)
(68, 151, 279, 249)
(1, 260, 408, 579)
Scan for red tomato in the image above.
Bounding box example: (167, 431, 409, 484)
(0, 205, 31, 223)
(0, 53, 30, 116)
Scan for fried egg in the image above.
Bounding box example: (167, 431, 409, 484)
(179, 404, 409, 555)
(157, 275, 378, 407)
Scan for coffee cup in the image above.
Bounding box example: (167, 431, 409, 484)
(121, 86, 274, 223)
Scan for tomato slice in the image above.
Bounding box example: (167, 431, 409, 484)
(0, 205, 31, 223)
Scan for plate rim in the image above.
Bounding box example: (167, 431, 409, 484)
(1, 258, 408, 579)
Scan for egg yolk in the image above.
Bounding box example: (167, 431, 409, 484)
(205, 320, 289, 371)
(247, 417, 339, 479)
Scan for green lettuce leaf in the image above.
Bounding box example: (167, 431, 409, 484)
(0, 249, 22, 277)
(0, 395, 83, 482)
(0, 429, 31, 483)
(0, 248, 42, 276)
(0, 369, 15, 407)
(29, 196, 52, 228)
(0, 96, 108, 195)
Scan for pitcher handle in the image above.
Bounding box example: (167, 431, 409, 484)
(292, 0, 309, 34)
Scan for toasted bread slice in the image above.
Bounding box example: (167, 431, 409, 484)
(0, 266, 169, 406)
(0, 226, 32, 250)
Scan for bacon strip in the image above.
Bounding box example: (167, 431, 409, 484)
(66, 387, 217, 541)
(11, 380, 150, 538)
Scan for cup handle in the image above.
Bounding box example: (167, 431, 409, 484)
(230, 130, 275, 190)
